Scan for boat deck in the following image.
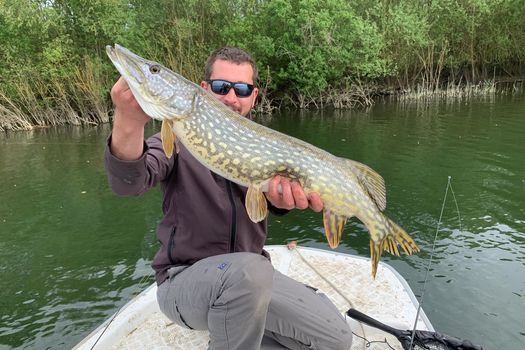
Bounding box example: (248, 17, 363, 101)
(75, 246, 432, 350)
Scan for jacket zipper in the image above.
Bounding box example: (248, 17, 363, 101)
(167, 226, 176, 264)
(226, 180, 237, 253)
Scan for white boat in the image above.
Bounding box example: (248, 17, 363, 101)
(74, 245, 433, 350)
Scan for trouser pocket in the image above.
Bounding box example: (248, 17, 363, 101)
(157, 276, 194, 329)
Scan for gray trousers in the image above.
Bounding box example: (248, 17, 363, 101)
(157, 252, 352, 350)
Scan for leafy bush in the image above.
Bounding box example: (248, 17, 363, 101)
(1, 0, 525, 128)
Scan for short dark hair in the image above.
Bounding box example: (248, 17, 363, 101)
(204, 47, 258, 84)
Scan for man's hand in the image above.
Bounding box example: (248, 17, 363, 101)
(110, 77, 151, 160)
(265, 175, 323, 212)
(111, 77, 151, 126)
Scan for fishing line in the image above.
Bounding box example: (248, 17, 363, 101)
(351, 332, 397, 350)
(89, 271, 154, 350)
(293, 247, 375, 349)
(294, 247, 356, 308)
(409, 176, 461, 349)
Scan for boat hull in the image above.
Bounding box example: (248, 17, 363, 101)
(74, 246, 432, 350)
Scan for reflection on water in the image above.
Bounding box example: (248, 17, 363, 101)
(1, 96, 524, 349)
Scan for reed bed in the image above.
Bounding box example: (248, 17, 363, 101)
(394, 80, 504, 104)
(0, 57, 112, 131)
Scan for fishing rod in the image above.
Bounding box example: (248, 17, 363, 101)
(347, 176, 483, 350)
(410, 176, 459, 347)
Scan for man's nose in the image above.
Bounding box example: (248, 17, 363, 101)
(222, 87, 238, 105)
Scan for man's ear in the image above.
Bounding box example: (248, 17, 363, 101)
(200, 81, 208, 89)
(252, 87, 259, 108)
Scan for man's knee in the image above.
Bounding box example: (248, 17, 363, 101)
(226, 253, 274, 296)
(212, 253, 274, 323)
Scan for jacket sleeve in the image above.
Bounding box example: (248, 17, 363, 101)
(104, 133, 175, 196)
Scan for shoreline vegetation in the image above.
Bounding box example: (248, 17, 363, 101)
(1, 0, 525, 131)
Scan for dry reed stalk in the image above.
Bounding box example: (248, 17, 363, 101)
(398, 79, 497, 102)
(159, 33, 203, 84)
(1, 55, 115, 130)
(255, 65, 277, 115)
(0, 98, 33, 131)
(72, 57, 111, 124)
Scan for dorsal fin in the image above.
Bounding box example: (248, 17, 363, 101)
(340, 158, 386, 211)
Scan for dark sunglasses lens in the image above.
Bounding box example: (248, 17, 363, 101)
(210, 80, 232, 95)
(209, 80, 253, 97)
(233, 84, 253, 97)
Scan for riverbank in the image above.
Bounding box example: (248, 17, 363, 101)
(2, 1, 525, 131)
(1, 77, 522, 131)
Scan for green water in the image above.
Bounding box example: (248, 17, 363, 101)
(1, 95, 524, 349)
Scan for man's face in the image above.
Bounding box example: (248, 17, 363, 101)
(201, 59, 259, 117)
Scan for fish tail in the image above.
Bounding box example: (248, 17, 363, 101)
(383, 215, 419, 256)
(369, 239, 383, 278)
(369, 214, 419, 278)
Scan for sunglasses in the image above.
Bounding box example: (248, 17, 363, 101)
(207, 79, 255, 97)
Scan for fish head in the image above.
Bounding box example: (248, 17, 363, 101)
(106, 44, 197, 121)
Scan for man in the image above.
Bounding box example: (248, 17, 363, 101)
(105, 47, 352, 349)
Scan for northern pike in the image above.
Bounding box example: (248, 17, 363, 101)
(106, 44, 419, 277)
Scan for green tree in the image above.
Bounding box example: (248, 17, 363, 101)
(227, 0, 387, 100)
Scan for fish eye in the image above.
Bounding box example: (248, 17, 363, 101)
(149, 65, 161, 74)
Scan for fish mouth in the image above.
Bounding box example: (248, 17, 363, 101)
(107, 44, 163, 107)
(106, 44, 146, 85)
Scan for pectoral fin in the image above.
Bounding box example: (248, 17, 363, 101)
(160, 91, 201, 158)
(246, 184, 268, 222)
(161, 119, 177, 158)
(323, 209, 347, 248)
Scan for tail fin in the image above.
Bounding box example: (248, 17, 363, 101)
(369, 240, 384, 278)
(383, 216, 419, 256)
(369, 215, 419, 278)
